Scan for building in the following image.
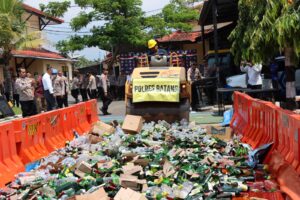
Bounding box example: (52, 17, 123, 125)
(199, 0, 238, 56)
(157, 30, 211, 65)
(0, 3, 73, 82)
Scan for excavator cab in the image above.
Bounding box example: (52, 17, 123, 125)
(125, 52, 191, 122)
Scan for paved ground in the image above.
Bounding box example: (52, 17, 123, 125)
(95, 100, 224, 125)
(1, 96, 224, 125)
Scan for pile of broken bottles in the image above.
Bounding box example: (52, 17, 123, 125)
(0, 120, 278, 200)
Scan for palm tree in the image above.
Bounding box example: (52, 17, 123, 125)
(0, 0, 42, 101)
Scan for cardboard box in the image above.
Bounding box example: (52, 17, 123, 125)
(88, 134, 103, 144)
(92, 121, 115, 136)
(206, 125, 232, 141)
(119, 174, 147, 191)
(122, 163, 143, 175)
(114, 188, 147, 200)
(75, 187, 109, 200)
(122, 115, 144, 134)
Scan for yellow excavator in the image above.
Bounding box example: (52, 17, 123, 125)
(125, 40, 191, 122)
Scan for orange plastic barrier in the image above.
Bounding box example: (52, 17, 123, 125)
(277, 163, 300, 200)
(276, 108, 295, 161)
(73, 103, 91, 134)
(0, 122, 24, 186)
(231, 92, 251, 136)
(284, 114, 300, 173)
(13, 115, 49, 164)
(230, 91, 241, 132)
(85, 99, 99, 125)
(231, 92, 300, 175)
(60, 106, 77, 141)
(245, 100, 266, 148)
(43, 110, 66, 151)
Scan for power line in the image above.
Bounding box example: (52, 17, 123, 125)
(26, 25, 92, 34)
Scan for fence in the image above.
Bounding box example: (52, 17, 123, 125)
(0, 99, 99, 187)
(231, 92, 300, 199)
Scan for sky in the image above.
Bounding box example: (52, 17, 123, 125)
(23, 0, 170, 60)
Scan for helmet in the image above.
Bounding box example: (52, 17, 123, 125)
(148, 39, 157, 49)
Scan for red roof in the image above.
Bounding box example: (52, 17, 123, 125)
(12, 49, 70, 61)
(22, 3, 64, 24)
(157, 30, 202, 43)
(157, 30, 214, 43)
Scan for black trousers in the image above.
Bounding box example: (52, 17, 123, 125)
(71, 89, 79, 103)
(20, 100, 37, 117)
(13, 94, 20, 107)
(63, 93, 68, 107)
(247, 84, 262, 98)
(56, 96, 64, 108)
(191, 83, 199, 109)
(87, 89, 97, 99)
(110, 85, 117, 99)
(4, 92, 9, 102)
(44, 90, 56, 111)
(80, 89, 88, 102)
(117, 86, 125, 100)
(99, 87, 112, 112)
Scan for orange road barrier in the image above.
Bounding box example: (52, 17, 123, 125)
(13, 115, 49, 164)
(85, 99, 99, 125)
(260, 101, 277, 146)
(277, 163, 300, 200)
(0, 122, 24, 186)
(230, 91, 241, 132)
(262, 101, 279, 164)
(73, 103, 91, 134)
(43, 110, 66, 151)
(284, 114, 300, 173)
(276, 109, 295, 160)
(245, 100, 265, 148)
(60, 106, 77, 141)
(231, 92, 251, 136)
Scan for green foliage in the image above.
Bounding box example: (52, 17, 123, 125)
(162, 0, 199, 31)
(39, 1, 71, 18)
(229, 0, 300, 64)
(74, 56, 95, 68)
(0, 0, 24, 52)
(45, 0, 199, 56)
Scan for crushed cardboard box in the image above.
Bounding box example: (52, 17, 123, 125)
(119, 174, 147, 191)
(88, 134, 103, 144)
(114, 188, 147, 200)
(91, 121, 115, 136)
(75, 187, 109, 200)
(163, 160, 176, 177)
(75, 161, 93, 177)
(206, 125, 232, 141)
(122, 163, 143, 175)
(122, 115, 144, 134)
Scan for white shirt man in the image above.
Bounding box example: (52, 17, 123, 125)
(42, 70, 54, 94)
(42, 67, 56, 111)
(240, 62, 263, 89)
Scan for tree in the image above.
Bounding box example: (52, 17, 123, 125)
(229, 0, 300, 108)
(0, 0, 42, 101)
(74, 56, 95, 69)
(41, 0, 199, 65)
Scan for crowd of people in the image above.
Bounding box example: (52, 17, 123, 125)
(0, 66, 127, 118)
